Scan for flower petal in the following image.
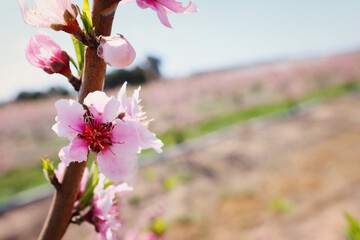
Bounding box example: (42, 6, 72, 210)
(136, 123, 163, 153)
(19, 0, 49, 27)
(59, 137, 88, 166)
(156, 0, 198, 13)
(54, 161, 66, 181)
(68, 136, 89, 162)
(84, 91, 120, 122)
(112, 120, 140, 154)
(119, 0, 135, 4)
(52, 99, 85, 137)
(156, 5, 173, 28)
(117, 82, 130, 113)
(97, 150, 136, 181)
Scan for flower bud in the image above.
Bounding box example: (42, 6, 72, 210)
(26, 31, 71, 77)
(97, 34, 136, 69)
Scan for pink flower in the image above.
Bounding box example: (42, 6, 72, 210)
(26, 31, 71, 77)
(117, 83, 164, 153)
(90, 174, 133, 240)
(19, 0, 79, 34)
(97, 35, 136, 69)
(121, 0, 198, 28)
(53, 91, 140, 181)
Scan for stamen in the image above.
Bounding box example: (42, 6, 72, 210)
(68, 125, 82, 132)
(78, 112, 117, 154)
(107, 147, 116, 155)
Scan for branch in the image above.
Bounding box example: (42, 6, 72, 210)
(67, 73, 81, 91)
(38, 1, 120, 239)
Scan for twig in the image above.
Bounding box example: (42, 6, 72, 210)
(67, 73, 81, 91)
(38, 1, 120, 239)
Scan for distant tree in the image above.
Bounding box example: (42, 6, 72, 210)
(104, 67, 146, 89)
(16, 91, 46, 101)
(16, 86, 70, 101)
(142, 56, 162, 80)
(47, 87, 70, 97)
(104, 55, 162, 89)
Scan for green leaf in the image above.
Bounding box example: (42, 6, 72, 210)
(41, 157, 55, 181)
(78, 163, 99, 209)
(345, 213, 360, 240)
(71, 36, 85, 76)
(81, 0, 93, 35)
(77, 0, 93, 35)
(69, 56, 79, 74)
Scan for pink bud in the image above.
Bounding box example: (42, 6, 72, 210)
(25, 31, 71, 77)
(97, 35, 136, 69)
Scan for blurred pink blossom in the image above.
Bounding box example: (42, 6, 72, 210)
(118, 82, 164, 153)
(121, 0, 198, 28)
(25, 31, 71, 76)
(18, 0, 79, 33)
(124, 200, 166, 240)
(90, 174, 133, 240)
(97, 35, 136, 69)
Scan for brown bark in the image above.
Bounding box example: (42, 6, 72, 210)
(38, 1, 120, 239)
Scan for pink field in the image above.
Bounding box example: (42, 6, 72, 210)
(1, 51, 360, 172)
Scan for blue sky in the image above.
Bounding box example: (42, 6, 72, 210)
(1, 0, 360, 102)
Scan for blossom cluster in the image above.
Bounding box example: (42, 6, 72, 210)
(20, 0, 198, 80)
(20, 0, 197, 239)
(48, 162, 132, 239)
(53, 82, 163, 180)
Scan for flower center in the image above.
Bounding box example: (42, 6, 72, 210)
(78, 112, 115, 154)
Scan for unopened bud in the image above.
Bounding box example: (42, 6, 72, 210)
(51, 61, 66, 72)
(97, 34, 136, 69)
(26, 31, 71, 77)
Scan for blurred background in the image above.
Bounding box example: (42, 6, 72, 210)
(2, 0, 360, 239)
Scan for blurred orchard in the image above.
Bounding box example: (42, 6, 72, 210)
(2, 0, 360, 240)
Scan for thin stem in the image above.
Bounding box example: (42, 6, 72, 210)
(38, 1, 120, 239)
(67, 73, 81, 91)
(49, 175, 61, 191)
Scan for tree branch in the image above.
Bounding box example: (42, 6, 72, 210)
(38, 1, 120, 239)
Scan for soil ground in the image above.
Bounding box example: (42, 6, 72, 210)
(2, 93, 360, 240)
